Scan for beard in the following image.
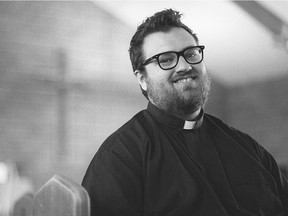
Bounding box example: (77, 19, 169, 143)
(145, 71, 211, 118)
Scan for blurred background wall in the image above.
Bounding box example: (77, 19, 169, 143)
(0, 1, 146, 190)
(0, 0, 287, 192)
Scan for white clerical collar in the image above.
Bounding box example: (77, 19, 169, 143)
(183, 121, 197, 130)
(147, 102, 204, 130)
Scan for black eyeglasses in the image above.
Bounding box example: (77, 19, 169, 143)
(141, 45, 205, 70)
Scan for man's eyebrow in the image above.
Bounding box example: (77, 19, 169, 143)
(158, 46, 197, 54)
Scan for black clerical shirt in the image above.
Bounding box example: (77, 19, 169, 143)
(82, 102, 288, 216)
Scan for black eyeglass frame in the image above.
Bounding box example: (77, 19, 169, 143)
(141, 45, 205, 70)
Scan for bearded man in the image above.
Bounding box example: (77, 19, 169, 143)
(82, 9, 288, 216)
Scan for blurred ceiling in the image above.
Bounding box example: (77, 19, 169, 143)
(92, 0, 288, 87)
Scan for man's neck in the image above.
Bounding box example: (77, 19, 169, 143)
(148, 99, 202, 122)
(180, 108, 201, 121)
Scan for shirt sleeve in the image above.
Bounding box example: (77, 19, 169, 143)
(82, 149, 144, 216)
(241, 131, 288, 212)
(224, 122, 288, 213)
(258, 144, 288, 212)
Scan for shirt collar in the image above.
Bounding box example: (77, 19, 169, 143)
(147, 102, 204, 130)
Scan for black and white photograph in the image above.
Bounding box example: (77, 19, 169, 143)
(0, 1, 288, 215)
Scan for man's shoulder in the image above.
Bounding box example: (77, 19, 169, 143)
(98, 109, 155, 153)
(204, 113, 264, 157)
(205, 113, 250, 138)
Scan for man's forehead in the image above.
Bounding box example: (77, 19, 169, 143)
(142, 27, 197, 57)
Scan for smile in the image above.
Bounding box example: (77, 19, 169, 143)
(174, 75, 198, 83)
(176, 77, 193, 83)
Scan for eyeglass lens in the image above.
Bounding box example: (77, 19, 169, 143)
(158, 47, 203, 69)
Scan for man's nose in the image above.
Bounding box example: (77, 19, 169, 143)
(176, 56, 192, 72)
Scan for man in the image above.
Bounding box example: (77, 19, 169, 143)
(82, 9, 288, 216)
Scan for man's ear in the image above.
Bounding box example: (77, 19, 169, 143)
(134, 70, 147, 91)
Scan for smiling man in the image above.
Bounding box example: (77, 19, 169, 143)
(135, 27, 210, 121)
(82, 9, 288, 216)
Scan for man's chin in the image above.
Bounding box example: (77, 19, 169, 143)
(180, 89, 202, 101)
(178, 99, 203, 113)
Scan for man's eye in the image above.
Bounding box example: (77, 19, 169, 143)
(159, 53, 176, 64)
(186, 53, 196, 58)
(159, 57, 174, 63)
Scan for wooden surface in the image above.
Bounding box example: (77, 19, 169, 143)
(33, 175, 90, 216)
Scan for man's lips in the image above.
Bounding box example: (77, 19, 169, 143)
(175, 77, 193, 83)
(172, 74, 198, 83)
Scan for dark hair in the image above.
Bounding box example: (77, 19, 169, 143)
(129, 8, 199, 73)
